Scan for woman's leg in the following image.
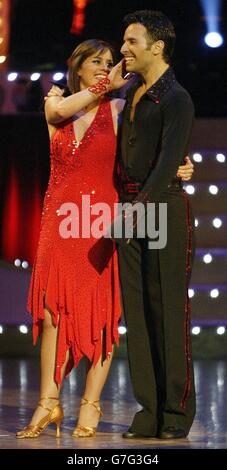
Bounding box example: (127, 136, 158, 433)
(76, 347, 114, 430)
(29, 307, 69, 425)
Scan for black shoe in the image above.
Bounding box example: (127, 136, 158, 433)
(158, 426, 186, 439)
(122, 431, 155, 439)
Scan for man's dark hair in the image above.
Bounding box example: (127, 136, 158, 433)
(123, 10, 176, 64)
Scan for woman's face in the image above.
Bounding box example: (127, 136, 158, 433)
(77, 49, 114, 90)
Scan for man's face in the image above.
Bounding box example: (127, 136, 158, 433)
(120, 23, 154, 74)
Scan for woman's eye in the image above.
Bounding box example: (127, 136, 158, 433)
(93, 59, 100, 64)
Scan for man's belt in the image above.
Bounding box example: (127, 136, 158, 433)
(122, 179, 182, 194)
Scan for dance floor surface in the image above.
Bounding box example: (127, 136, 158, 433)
(0, 357, 227, 466)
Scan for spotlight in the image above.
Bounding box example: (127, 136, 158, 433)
(8, 72, 18, 82)
(212, 218, 222, 228)
(188, 289, 195, 298)
(19, 325, 28, 334)
(216, 153, 225, 163)
(185, 185, 195, 195)
(195, 219, 199, 227)
(192, 153, 203, 162)
(209, 185, 218, 195)
(210, 289, 219, 298)
(192, 326, 201, 335)
(30, 73, 41, 81)
(217, 326, 225, 335)
(14, 259, 21, 267)
(203, 254, 212, 264)
(53, 72, 64, 81)
(118, 326, 127, 335)
(0, 325, 3, 334)
(22, 261, 29, 269)
(205, 32, 223, 48)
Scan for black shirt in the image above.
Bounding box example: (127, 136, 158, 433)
(120, 67, 194, 204)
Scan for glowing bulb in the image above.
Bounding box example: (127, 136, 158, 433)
(209, 185, 218, 195)
(53, 72, 64, 81)
(210, 289, 219, 298)
(217, 326, 225, 335)
(118, 326, 127, 335)
(22, 261, 29, 269)
(7, 73, 18, 81)
(19, 325, 28, 334)
(192, 326, 201, 335)
(14, 259, 21, 267)
(193, 153, 203, 162)
(212, 218, 222, 228)
(205, 32, 223, 48)
(30, 73, 41, 81)
(185, 185, 195, 195)
(203, 254, 212, 264)
(188, 289, 195, 298)
(216, 153, 225, 163)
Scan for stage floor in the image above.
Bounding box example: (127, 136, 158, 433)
(0, 357, 227, 449)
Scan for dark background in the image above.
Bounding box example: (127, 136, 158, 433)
(8, 0, 227, 117)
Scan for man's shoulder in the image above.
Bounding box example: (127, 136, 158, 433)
(164, 81, 194, 107)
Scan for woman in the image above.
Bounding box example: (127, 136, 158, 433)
(16, 39, 193, 439)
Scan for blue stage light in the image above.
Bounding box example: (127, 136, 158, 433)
(201, 0, 224, 48)
(205, 32, 223, 47)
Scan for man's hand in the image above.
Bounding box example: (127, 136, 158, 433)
(177, 156, 194, 181)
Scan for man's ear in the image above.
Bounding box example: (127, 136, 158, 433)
(152, 40, 165, 56)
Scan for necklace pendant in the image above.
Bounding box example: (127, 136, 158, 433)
(74, 141, 80, 148)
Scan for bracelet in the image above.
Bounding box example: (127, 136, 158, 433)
(88, 77, 111, 95)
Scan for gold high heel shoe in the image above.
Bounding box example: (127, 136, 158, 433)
(16, 396, 64, 438)
(72, 397, 103, 438)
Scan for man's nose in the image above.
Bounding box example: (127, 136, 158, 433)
(120, 43, 127, 55)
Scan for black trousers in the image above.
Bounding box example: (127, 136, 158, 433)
(118, 189, 196, 436)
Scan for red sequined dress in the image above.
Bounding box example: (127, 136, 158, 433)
(27, 98, 121, 384)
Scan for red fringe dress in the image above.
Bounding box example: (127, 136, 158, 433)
(27, 98, 121, 384)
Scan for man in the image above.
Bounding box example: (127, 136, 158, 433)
(113, 10, 196, 439)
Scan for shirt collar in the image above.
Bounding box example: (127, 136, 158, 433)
(127, 67, 176, 105)
(145, 67, 176, 104)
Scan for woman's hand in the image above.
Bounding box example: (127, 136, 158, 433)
(108, 60, 133, 91)
(44, 85, 64, 101)
(177, 156, 194, 181)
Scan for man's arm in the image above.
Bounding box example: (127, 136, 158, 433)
(135, 90, 194, 204)
(109, 90, 194, 243)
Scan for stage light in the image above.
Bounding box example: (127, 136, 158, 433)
(205, 32, 223, 48)
(188, 289, 195, 298)
(209, 185, 218, 195)
(0, 56, 6, 63)
(118, 326, 127, 335)
(216, 153, 225, 163)
(30, 73, 41, 81)
(7, 72, 18, 81)
(203, 253, 213, 264)
(0, 325, 3, 334)
(14, 258, 21, 267)
(217, 326, 225, 335)
(192, 326, 201, 335)
(210, 289, 219, 298)
(195, 219, 199, 227)
(201, 0, 224, 48)
(53, 72, 64, 81)
(19, 325, 28, 334)
(212, 218, 222, 228)
(193, 153, 203, 162)
(22, 261, 29, 269)
(185, 185, 195, 195)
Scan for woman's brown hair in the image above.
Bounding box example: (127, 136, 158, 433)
(67, 39, 116, 93)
